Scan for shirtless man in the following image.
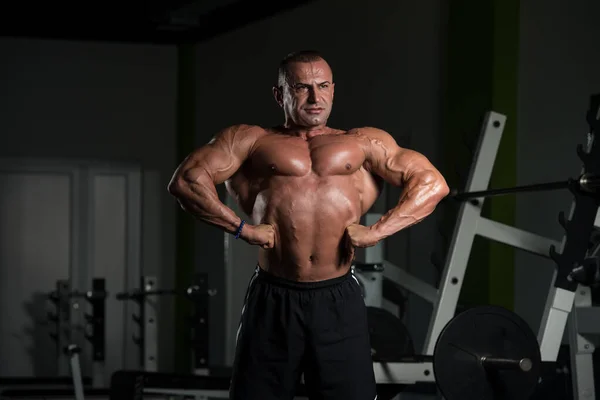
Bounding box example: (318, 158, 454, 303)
(167, 50, 449, 400)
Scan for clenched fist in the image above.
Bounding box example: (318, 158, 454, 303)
(240, 223, 275, 249)
(345, 224, 381, 248)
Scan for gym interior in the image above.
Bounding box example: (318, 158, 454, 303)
(1, 1, 600, 399)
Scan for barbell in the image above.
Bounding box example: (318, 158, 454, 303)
(368, 305, 542, 400)
(449, 172, 599, 202)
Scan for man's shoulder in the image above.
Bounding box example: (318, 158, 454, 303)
(215, 124, 270, 142)
(228, 123, 269, 136)
(345, 126, 394, 143)
(346, 126, 390, 136)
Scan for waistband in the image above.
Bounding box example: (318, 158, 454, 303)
(254, 264, 354, 290)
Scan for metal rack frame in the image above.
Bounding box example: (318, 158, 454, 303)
(369, 97, 600, 396)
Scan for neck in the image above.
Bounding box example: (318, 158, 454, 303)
(282, 120, 329, 139)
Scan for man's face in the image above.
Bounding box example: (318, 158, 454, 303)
(275, 59, 335, 128)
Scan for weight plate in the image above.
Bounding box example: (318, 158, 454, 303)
(367, 307, 414, 362)
(433, 305, 541, 400)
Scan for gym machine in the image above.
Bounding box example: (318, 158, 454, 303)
(360, 94, 600, 399)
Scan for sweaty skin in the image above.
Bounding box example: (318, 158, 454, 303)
(168, 58, 449, 281)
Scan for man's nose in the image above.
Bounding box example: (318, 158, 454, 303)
(307, 88, 318, 103)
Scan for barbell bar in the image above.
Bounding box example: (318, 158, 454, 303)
(449, 172, 599, 201)
(480, 356, 533, 372)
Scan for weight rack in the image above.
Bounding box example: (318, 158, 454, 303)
(136, 276, 160, 372)
(47, 278, 108, 388)
(561, 99, 600, 400)
(117, 274, 212, 374)
(365, 93, 600, 397)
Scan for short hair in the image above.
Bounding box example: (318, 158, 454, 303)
(277, 50, 328, 87)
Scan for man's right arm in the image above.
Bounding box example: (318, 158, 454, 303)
(167, 124, 259, 236)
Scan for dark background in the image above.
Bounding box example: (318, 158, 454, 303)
(1, 0, 599, 391)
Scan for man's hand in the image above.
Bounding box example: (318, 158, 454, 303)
(345, 224, 382, 248)
(241, 223, 275, 249)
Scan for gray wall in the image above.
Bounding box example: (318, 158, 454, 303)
(192, 0, 448, 364)
(0, 37, 178, 372)
(515, 0, 600, 335)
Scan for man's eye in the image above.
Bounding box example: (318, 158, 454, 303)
(295, 86, 308, 92)
(320, 84, 329, 89)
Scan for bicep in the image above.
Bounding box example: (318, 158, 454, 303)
(361, 128, 439, 186)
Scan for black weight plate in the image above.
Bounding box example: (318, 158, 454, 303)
(433, 305, 541, 400)
(367, 306, 414, 362)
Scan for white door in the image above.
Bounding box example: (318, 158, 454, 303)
(0, 158, 144, 384)
(0, 160, 79, 377)
(84, 164, 142, 385)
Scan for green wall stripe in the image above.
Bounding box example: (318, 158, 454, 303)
(488, 0, 519, 310)
(444, 0, 519, 310)
(444, 0, 494, 309)
(174, 43, 196, 373)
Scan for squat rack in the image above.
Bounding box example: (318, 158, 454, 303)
(368, 93, 600, 398)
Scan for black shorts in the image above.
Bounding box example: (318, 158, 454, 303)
(229, 266, 377, 400)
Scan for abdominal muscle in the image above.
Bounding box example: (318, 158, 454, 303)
(255, 175, 363, 282)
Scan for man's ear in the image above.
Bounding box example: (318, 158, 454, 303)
(272, 86, 283, 107)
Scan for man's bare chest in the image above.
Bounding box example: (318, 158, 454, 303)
(248, 135, 366, 177)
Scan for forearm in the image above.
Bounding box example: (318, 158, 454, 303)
(170, 173, 242, 235)
(370, 171, 449, 239)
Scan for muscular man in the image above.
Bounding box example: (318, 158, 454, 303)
(168, 50, 449, 400)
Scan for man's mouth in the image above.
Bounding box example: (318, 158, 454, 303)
(305, 108, 324, 114)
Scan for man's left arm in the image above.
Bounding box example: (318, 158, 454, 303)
(349, 127, 450, 247)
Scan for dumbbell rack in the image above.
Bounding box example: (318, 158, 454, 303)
(369, 94, 600, 399)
